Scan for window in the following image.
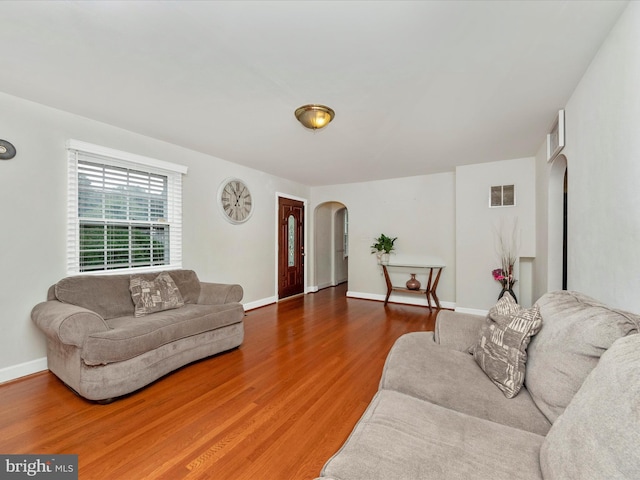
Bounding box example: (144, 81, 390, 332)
(67, 140, 187, 274)
(287, 214, 296, 267)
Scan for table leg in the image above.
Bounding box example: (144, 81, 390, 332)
(382, 265, 392, 306)
(425, 268, 434, 312)
(430, 267, 443, 310)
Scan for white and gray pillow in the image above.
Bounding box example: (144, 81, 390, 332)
(130, 272, 184, 317)
(471, 293, 542, 398)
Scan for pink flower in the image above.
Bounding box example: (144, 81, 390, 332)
(492, 267, 516, 288)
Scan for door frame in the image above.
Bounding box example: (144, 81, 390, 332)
(548, 154, 567, 291)
(274, 192, 308, 300)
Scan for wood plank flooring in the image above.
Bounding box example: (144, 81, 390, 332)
(0, 284, 437, 479)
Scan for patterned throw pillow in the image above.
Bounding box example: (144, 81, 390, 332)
(130, 272, 185, 318)
(471, 293, 543, 398)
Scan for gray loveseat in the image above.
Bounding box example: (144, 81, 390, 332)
(31, 269, 244, 402)
(316, 290, 640, 479)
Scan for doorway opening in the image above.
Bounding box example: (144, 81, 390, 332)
(313, 202, 348, 292)
(548, 154, 568, 291)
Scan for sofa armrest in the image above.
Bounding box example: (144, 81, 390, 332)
(31, 301, 110, 347)
(434, 310, 485, 352)
(198, 282, 244, 305)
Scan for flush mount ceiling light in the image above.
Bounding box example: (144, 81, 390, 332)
(294, 104, 335, 130)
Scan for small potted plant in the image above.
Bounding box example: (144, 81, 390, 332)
(371, 234, 397, 265)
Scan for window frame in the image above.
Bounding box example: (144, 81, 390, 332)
(66, 140, 188, 275)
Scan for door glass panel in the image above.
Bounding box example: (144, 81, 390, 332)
(288, 214, 295, 267)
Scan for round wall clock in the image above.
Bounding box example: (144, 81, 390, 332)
(218, 178, 254, 224)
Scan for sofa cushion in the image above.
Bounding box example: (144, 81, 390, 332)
(540, 333, 640, 479)
(319, 390, 544, 480)
(526, 291, 640, 423)
(380, 332, 551, 435)
(54, 269, 201, 320)
(55, 273, 135, 319)
(471, 293, 542, 398)
(130, 272, 185, 317)
(82, 303, 243, 365)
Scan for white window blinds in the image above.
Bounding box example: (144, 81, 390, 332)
(67, 140, 187, 274)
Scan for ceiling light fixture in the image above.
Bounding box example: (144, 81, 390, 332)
(294, 104, 335, 130)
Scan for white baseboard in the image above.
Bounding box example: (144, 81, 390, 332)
(310, 282, 348, 293)
(243, 286, 342, 311)
(346, 290, 381, 302)
(0, 357, 48, 384)
(346, 291, 455, 310)
(243, 296, 277, 311)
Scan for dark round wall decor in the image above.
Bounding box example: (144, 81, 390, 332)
(0, 140, 17, 160)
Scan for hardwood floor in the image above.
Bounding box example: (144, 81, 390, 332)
(0, 285, 437, 479)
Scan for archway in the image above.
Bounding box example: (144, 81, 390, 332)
(548, 154, 568, 291)
(314, 201, 348, 290)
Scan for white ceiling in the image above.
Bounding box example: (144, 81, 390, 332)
(0, 1, 628, 186)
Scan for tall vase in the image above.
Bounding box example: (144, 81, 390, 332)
(406, 274, 421, 290)
(498, 287, 517, 303)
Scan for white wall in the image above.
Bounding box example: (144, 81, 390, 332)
(311, 173, 456, 307)
(311, 162, 539, 312)
(0, 92, 308, 381)
(456, 157, 536, 311)
(535, 2, 640, 312)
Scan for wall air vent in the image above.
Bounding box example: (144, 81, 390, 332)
(490, 184, 515, 207)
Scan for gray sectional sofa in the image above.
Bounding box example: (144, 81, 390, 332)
(31, 269, 244, 402)
(316, 290, 640, 479)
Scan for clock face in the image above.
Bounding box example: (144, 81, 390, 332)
(218, 178, 253, 224)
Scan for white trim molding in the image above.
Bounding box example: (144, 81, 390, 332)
(243, 296, 277, 312)
(347, 290, 455, 310)
(66, 139, 188, 174)
(0, 357, 48, 384)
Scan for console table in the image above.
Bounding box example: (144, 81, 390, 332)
(381, 263, 445, 312)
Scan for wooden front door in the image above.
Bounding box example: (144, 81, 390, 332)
(278, 197, 305, 299)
